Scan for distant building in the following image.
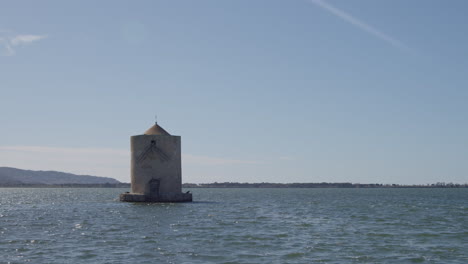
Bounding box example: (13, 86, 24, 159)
(120, 122, 192, 202)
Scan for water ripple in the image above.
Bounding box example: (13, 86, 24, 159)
(0, 188, 467, 263)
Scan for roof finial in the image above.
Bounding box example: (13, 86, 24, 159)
(155, 114, 158, 124)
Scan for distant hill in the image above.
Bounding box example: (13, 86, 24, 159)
(0, 167, 121, 186)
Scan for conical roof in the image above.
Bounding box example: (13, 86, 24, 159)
(144, 123, 171, 136)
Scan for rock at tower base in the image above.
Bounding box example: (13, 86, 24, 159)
(120, 192, 192, 203)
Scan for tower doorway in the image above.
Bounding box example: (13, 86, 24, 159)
(149, 179, 160, 198)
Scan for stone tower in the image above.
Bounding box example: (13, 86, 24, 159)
(120, 122, 192, 202)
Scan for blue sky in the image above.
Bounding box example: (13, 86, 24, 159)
(1, 0, 468, 184)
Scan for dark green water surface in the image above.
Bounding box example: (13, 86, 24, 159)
(0, 188, 467, 263)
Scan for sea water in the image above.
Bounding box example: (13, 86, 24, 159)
(0, 188, 467, 263)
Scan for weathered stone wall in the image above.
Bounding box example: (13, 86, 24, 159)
(130, 135, 182, 196)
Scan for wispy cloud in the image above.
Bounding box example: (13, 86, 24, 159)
(309, 0, 409, 51)
(10, 34, 47, 46)
(0, 145, 262, 181)
(0, 32, 47, 56)
(0, 38, 14, 56)
(0, 145, 128, 156)
(183, 154, 262, 165)
(0, 145, 129, 181)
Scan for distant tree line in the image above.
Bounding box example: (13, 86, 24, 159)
(182, 182, 468, 188)
(2, 182, 467, 188)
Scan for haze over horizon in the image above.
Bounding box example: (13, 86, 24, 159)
(1, 0, 468, 185)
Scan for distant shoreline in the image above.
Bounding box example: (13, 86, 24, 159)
(0, 183, 131, 188)
(183, 182, 468, 188)
(0, 182, 466, 188)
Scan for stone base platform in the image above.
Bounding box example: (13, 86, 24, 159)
(120, 192, 192, 203)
